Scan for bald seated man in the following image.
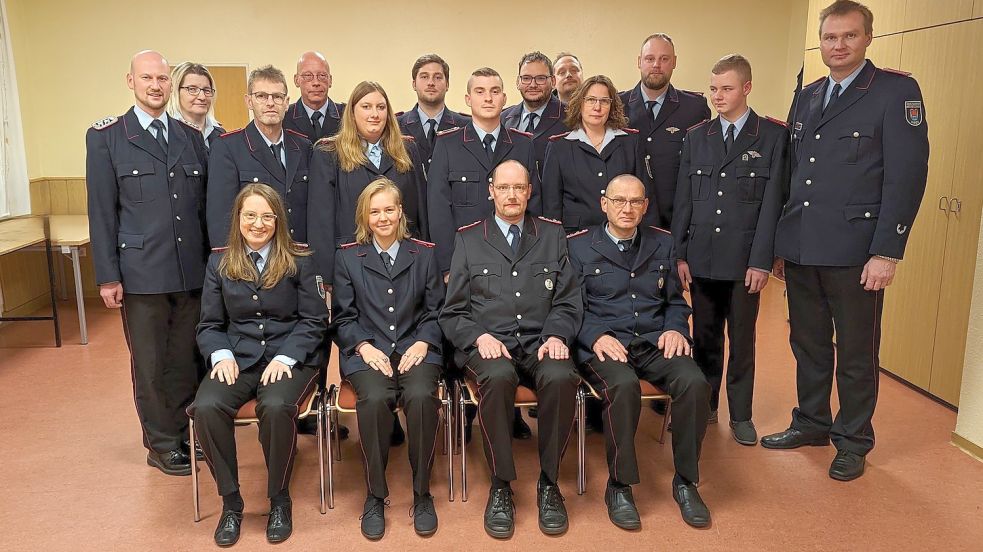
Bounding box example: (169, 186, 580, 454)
(86, 50, 210, 476)
(568, 174, 712, 530)
(283, 51, 346, 142)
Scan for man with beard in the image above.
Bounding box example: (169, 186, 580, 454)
(553, 53, 583, 105)
(501, 51, 569, 179)
(620, 34, 711, 228)
(397, 53, 471, 169)
(283, 51, 345, 142)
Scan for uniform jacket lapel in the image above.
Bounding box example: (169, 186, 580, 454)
(245, 122, 286, 184)
(491, 128, 516, 165)
(721, 109, 760, 167)
(463, 124, 492, 170)
(651, 85, 681, 135)
(122, 108, 166, 163)
(284, 131, 302, 190)
(290, 101, 316, 138)
(483, 218, 515, 261)
(389, 239, 418, 279)
(632, 228, 664, 271)
(590, 226, 631, 270)
(165, 114, 189, 170)
(513, 215, 541, 263)
(535, 96, 564, 141)
(356, 243, 391, 279)
(502, 106, 522, 130)
(704, 118, 727, 162)
(817, 61, 875, 129)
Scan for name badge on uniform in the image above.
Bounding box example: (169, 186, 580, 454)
(545, 278, 554, 291)
(316, 275, 326, 299)
(905, 101, 923, 126)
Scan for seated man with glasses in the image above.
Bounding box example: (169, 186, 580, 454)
(501, 51, 570, 180)
(207, 65, 314, 249)
(284, 51, 345, 142)
(541, 75, 643, 234)
(439, 160, 582, 539)
(568, 174, 712, 530)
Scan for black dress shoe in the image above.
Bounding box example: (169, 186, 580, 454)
(829, 450, 866, 481)
(527, 406, 539, 419)
(483, 487, 515, 539)
(729, 420, 758, 446)
(146, 449, 192, 476)
(412, 493, 438, 536)
(266, 502, 292, 543)
(672, 477, 711, 528)
(513, 413, 532, 440)
(605, 484, 640, 530)
(297, 417, 319, 436)
(652, 400, 668, 415)
(537, 480, 568, 535)
(391, 418, 406, 446)
(182, 440, 205, 461)
(360, 495, 387, 541)
(760, 428, 830, 449)
(214, 509, 243, 547)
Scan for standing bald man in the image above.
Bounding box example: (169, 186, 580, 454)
(86, 51, 210, 475)
(283, 51, 346, 142)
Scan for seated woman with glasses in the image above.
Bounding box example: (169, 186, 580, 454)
(541, 75, 644, 233)
(331, 178, 445, 540)
(168, 62, 224, 147)
(190, 183, 329, 547)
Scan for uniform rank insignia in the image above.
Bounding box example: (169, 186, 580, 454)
(905, 101, 923, 126)
(658, 277, 665, 289)
(748, 150, 762, 158)
(897, 224, 908, 235)
(666, 127, 680, 134)
(316, 275, 326, 299)
(742, 154, 749, 162)
(545, 278, 554, 291)
(91, 115, 118, 129)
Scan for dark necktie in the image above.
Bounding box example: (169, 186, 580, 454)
(645, 100, 659, 124)
(524, 112, 539, 133)
(249, 251, 263, 274)
(270, 143, 284, 168)
(483, 134, 495, 159)
(724, 123, 736, 154)
(380, 251, 393, 273)
(617, 239, 632, 252)
(150, 119, 168, 152)
(311, 111, 323, 138)
(824, 83, 842, 114)
(507, 224, 521, 254)
(425, 119, 437, 146)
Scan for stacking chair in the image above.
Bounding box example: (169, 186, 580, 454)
(581, 379, 672, 445)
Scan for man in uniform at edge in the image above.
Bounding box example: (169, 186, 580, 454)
(439, 160, 582, 538)
(86, 50, 210, 475)
(570, 174, 712, 529)
(283, 51, 345, 142)
(620, 33, 711, 229)
(761, 0, 929, 482)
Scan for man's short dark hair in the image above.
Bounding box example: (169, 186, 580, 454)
(468, 67, 503, 92)
(412, 53, 450, 81)
(248, 65, 287, 93)
(517, 51, 553, 75)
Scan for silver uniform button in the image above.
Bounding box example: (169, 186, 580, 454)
(169, 172, 174, 178)
(749, 172, 755, 177)
(261, 340, 266, 346)
(173, 193, 178, 199)
(512, 271, 518, 277)
(718, 191, 724, 196)
(597, 172, 603, 177)
(253, 177, 259, 182)
(647, 137, 652, 142)
(696, 169, 702, 175)
(177, 237, 182, 242)
(483, 268, 488, 274)
(634, 312, 639, 317)
(259, 324, 264, 329)
(806, 179, 812, 185)
(815, 134, 821, 140)
(287, 208, 292, 213)
(388, 306, 395, 312)
(252, 295, 258, 300)
(595, 268, 601, 274)
(853, 131, 860, 138)
(121, 243, 126, 248)
(865, 212, 871, 218)
(715, 227, 721, 233)
(804, 201, 810, 207)
(256, 312, 261, 316)
(461, 176, 467, 181)
(543, 267, 549, 272)
(809, 157, 816, 163)
(516, 314, 522, 320)
(391, 343, 396, 348)
(132, 170, 139, 175)
(303, 175, 308, 181)
(515, 292, 521, 297)
(175, 216, 181, 221)
(720, 172, 726, 177)
(659, 265, 664, 270)
(631, 294, 636, 299)
(716, 209, 722, 215)
(630, 272, 635, 278)
(193, 170, 199, 175)
(387, 288, 393, 294)
(389, 325, 395, 331)
(600, 189, 605, 195)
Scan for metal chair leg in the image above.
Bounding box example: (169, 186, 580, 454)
(332, 407, 342, 462)
(459, 381, 469, 502)
(326, 402, 335, 509)
(577, 387, 586, 495)
(317, 399, 326, 514)
(444, 387, 455, 502)
(190, 417, 200, 522)
(657, 399, 671, 445)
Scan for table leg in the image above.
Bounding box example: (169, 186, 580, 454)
(70, 246, 88, 345)
(57, 247, 68, 300)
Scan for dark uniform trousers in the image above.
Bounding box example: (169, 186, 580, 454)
(190, 358, 318, 498)
(583, 339, 708, 485)
(778, 61, 928, 456)
(86, 108, 210, 454)
(460, 348, 579, 484)
(347, 358, 442, 498)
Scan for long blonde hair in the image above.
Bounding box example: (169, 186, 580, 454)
(218, 183, 310, 288)
(354, 178, 410, 244)
(317, 81, 412, 173)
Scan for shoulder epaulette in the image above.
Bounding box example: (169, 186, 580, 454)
(457, 220, 482, 232)
(649, 225, 672, 235)
(538, 216, 562, 225)
(804, 76, 826, 89)
(457, 111, 472, 119)
(220, 128, 245, 138)
(292, 242, 310, 249)
(687, 119, 711, 132)
(566, 229, 589, 239)
(315, 136, 337, 147)
(881, 67, 913, 77)
(339, 242, 359, 249)
(285, 128, 308, 139)
(178, 119, 200, 131)
(437, 126, 462, 137)
(508, 128, 533, 138)
(548, 131, 572, 142)
(623, 127, 640, 134)
(211, 246, 229, 252)
(402, 134, 416, 142)
(394, 111, 406, 117)
(679, 89, 705, 97)
(91, 115, 119, 130)
(764, 116, 789, 128)
(410, 238, 435, 248)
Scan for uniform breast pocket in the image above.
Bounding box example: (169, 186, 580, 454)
(449, 171, 480, 207)
(469, 263, 501, 299)
(292, 170, 310, 196)
(844, 203, 880, 226)
(737, 166, 769, 203)
(584, 263, 616, 299)
(838, 125, 876, 164)
(532, 263, 560, 298)
(689, 165, 713, 201)
(182, 163, 204, 198)
(117, 163, 156, 203)
(239, 170, 269, 186)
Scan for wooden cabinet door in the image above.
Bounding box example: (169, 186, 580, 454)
(207, 65, 249, 131)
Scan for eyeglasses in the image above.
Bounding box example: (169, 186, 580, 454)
(241, 211, 277, 224)
(181, 86, 215, 97)
(299, 72, 331, 82)
(584, 97, 613, 107)
(250, 92, 288, 105)
(518, 75, 552, 86)
(604, 197, 646, 209)
(493, 184, 530, 193)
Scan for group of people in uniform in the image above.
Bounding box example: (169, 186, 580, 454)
(84, 0, 929, 546)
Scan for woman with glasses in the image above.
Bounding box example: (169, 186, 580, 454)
(541, 75, 643, 233)
(190, 183, 329, 547)
(168, 62, 224, 147)
(332, 178, 445, 540)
